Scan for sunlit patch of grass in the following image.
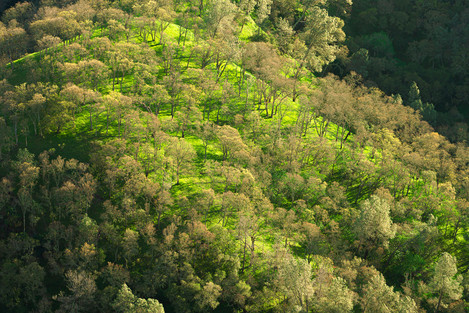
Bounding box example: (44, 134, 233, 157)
(239, 17, 259, 42)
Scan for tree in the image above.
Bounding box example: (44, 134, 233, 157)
(271, 207, 299, 247)
(243, 42, 284, 116)
(197, 121, 216, 160)
(25, 93, 46, 137)
(290, 6, 345, 98)
(238, 0, 256, 32)
(213, 31, 241, 83)
(1, 1, 35, 26)
(255, 0, 273, 34)
(37, 35, 62, 54)
(59, 84, 98, 131)
(43, 100, 73, 135)
(108, 17, 126, 41)
(77, 59, 109, 91)
(314, 276, 355, 313)
(202, 0, 237, 38)
(116, 94, 133, 137)
(3, 89, 24, 145)
(15, 149, 40, 233)
(355, 195, 396, 257)
(113, 283, 165, 313)
(55, 270, 97, 313)
(0, 117, 11, 160)
(275, 17, 295, 53)
(220, 190, 250, 226)
(101, 91, 121, 134)
(139, 84, 170, 117)
(165, 137, 196, 185)
(361, 272, 417, 313)
(52, 180, 88, 223)
(133, 0, 176, 44)
(237, 205, 260, 272)
(189, 68, 219, 119)
(105, 44, 126, 91)
(95, 7, 125, 38)
(174, 85, 203, 138)
(122, 229, 139, 267)
(299, 222, 325, 262)
(197, 188, 217, 225)
(163, 69, 183, 118)
(155, 187, 173, 229)
(0, 259, 47, 311)
(216, 125, 250, 162)
(279, 172, 306, 204)
(0, 21, 28, 68)
(275, 249, 315, 312)
(428, 252, 463, 312)
(194, 281, 222, 311)
(30, 10, 82, 43)
(407, 82, 437, 123)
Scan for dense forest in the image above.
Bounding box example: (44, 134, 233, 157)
(0, 0, 468, 312)
(343, 0, 469, 142)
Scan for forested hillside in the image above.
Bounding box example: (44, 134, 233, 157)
(0, 0, 468, 312)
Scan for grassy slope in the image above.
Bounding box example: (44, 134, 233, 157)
(5, 16, 436, 264)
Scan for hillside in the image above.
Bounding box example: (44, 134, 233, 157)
(0, 0, 468, 312)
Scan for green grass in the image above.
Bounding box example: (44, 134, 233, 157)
(239, 17, 261, 41)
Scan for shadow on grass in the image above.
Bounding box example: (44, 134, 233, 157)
(24, 128, 105, 163)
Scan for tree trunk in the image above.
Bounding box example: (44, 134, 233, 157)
(436, 290, 443, 312)
(157, 211, 162, 230)
(14, 120, 18, 144)
(204, 208, 209, 225)
(106, 113, 109, 134)
(22, 209, 26, 233)
(89, 107, 93, 130)
(250, 236, 255, 267)
(186, 49, 195, 70)
(241, 236, 247, 273)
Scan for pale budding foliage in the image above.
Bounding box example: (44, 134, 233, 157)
(301, 6, 345, 72)
(114, 283, 165, 313)
(355, 195, 396, 248)
(362, 272, 418, 313)
(428, 252, 463, 309)
(275, 251, 355, 312)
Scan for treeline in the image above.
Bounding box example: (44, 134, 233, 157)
(0, 0, 468, 312)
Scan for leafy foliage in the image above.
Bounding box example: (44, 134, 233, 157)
(0, 1, 468, 313)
